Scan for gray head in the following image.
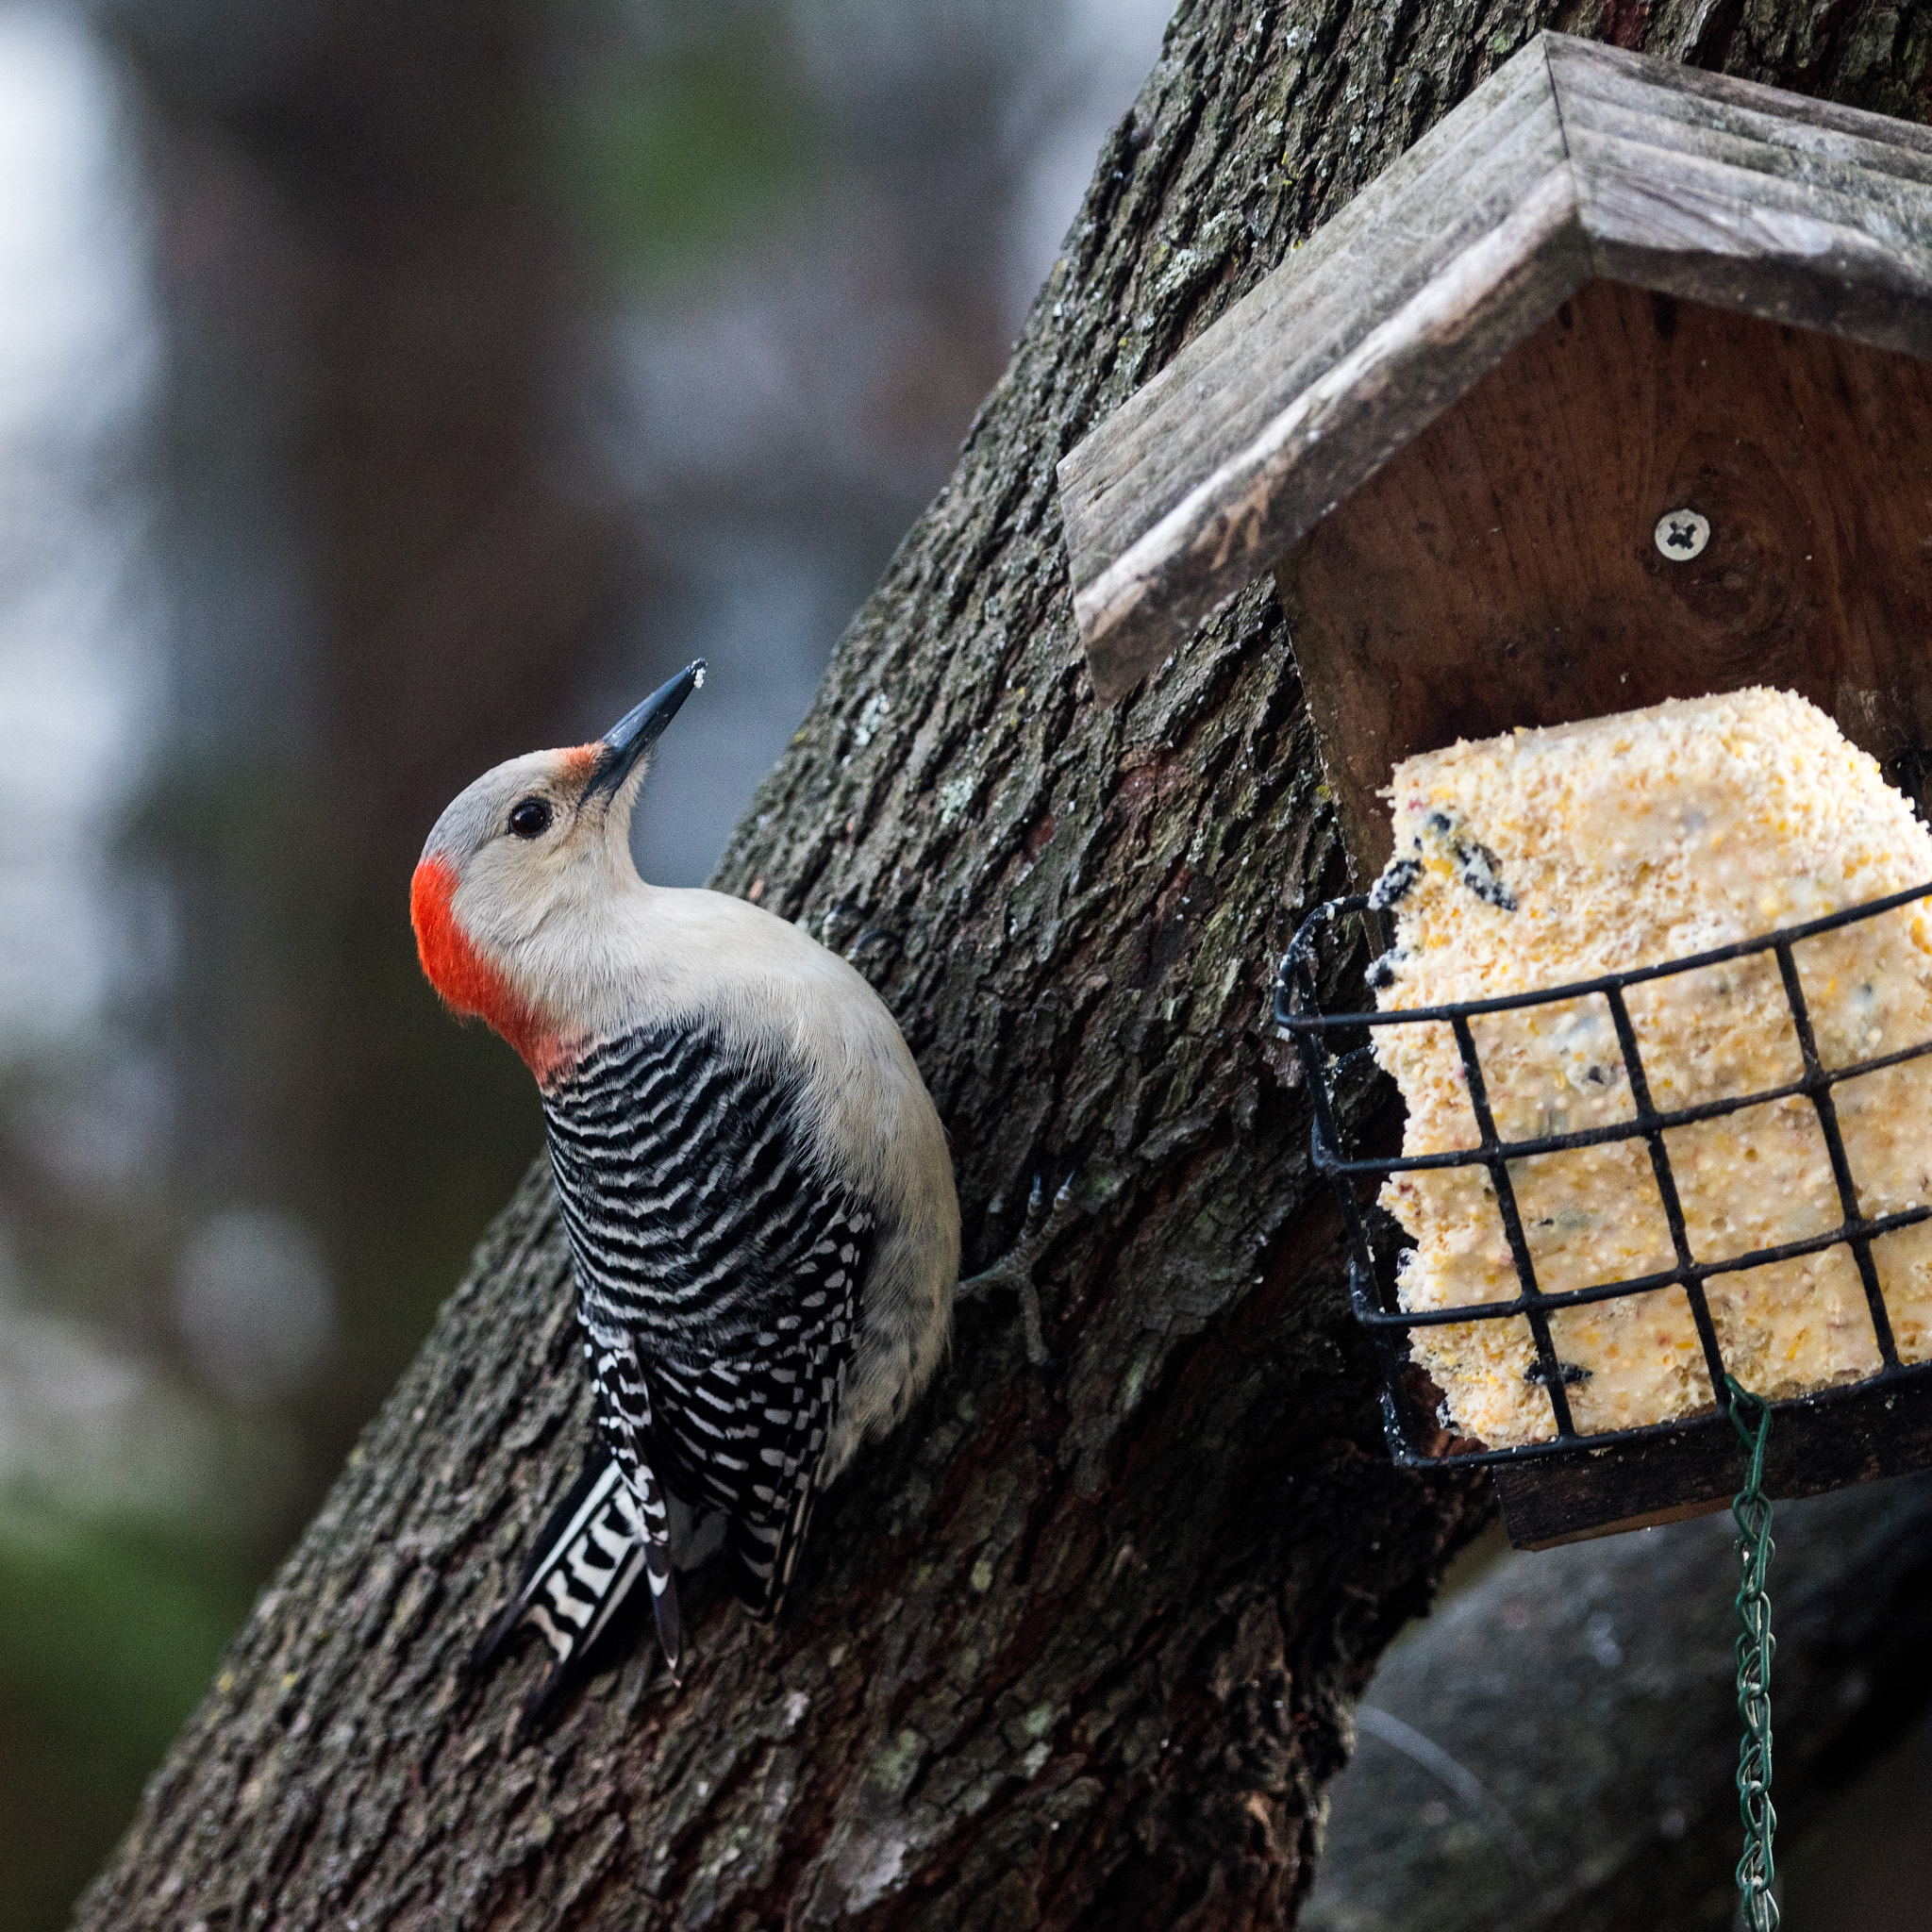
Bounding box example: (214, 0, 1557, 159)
(411, 661, 705, 1071)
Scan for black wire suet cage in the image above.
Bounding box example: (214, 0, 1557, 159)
(1275, 879, 1932, 1474)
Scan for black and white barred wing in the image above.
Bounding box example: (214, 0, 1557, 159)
(544, 1026, 876, 1620)
(650, 1196, 870, 1615)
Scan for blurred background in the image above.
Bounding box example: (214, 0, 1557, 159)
(0, 0, 1170, 1918)
(3, 2, 1928, 1927)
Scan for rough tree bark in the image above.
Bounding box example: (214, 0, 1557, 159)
(75, 2, 1932, 1928)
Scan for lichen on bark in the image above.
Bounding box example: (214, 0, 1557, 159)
(75, 1, 1932, 1927)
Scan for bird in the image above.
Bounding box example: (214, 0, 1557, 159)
(411, 661, 963, 1719)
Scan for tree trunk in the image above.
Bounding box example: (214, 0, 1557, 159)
(75, 3, 1932, 1928)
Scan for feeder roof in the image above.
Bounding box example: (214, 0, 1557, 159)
(1059, 31, 1932, 702)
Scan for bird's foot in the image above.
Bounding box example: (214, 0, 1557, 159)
(958, 1172, 1080, 1366)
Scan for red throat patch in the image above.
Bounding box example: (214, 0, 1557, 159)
(410, 854, 574, 1085)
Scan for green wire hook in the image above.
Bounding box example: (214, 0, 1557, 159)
(1726, 1375, 1778, 1932)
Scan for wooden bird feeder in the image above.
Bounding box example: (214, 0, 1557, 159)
(1058, 33, 1932, 1547)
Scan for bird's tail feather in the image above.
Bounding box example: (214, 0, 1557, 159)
(468, 1452, 680, 1726)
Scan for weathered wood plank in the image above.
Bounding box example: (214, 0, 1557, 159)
(1547, 32, 1932, 165)
(1059, 42, 1579, 699)
(1555, 42, 1932, 348)
(1061, 29, 1932, 700)
(1058, 45, 1568, 608)
(1079, 185, 1588, 699)
(1584, 167, 1932, 358)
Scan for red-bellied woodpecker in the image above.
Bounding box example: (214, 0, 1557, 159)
(412, 662, 962, 1716)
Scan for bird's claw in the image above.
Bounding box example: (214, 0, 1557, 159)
(958, 1171, 1080, 1367)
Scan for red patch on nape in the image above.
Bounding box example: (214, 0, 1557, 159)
(410, 854, 575, 1085)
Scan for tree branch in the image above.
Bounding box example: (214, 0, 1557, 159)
(1307, 1477, 1932, 1932)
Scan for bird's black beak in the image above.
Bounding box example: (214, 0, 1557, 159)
(585, 660, 706, 805)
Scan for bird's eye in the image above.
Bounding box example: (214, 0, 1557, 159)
(508, 797, 553, 840)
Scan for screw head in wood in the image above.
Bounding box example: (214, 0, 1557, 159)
(1655, 508, 1710, 561)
